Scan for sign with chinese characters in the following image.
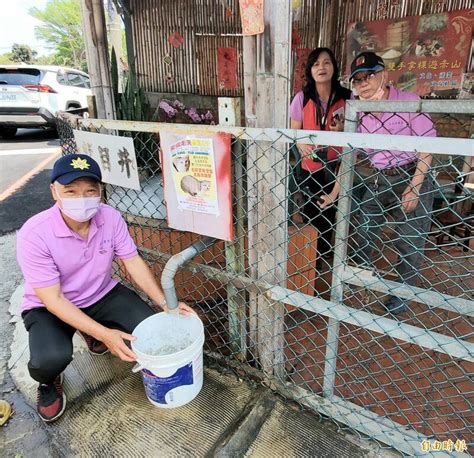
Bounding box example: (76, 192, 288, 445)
(73, 130, 140, 190)
(292, 48, 311, 95)
(160, 130, 233, 241)
(217, 47, 238, 90)
(168, 31, 184, 49)
(346, 9, 473, 96)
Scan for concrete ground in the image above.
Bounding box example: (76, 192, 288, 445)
(1, 230, 399, 457)
(0, 156, 397, 457)
(1, 233, 59, 456)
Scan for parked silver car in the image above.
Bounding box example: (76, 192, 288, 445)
(0, 65, 92, 139)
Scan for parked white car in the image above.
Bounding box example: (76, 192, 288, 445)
(0, 65, 92, 139)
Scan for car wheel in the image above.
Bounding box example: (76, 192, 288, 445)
(0, 127, 18, 140)
(47, 127, 59, 139)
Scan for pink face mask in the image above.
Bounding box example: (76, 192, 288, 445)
(55, 186, 101, 222)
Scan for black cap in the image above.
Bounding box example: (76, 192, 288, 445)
(350, 52, 385, 80)
(51, 154, 102, 184)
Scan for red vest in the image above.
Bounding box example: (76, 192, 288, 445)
(301, 97, 346, 172)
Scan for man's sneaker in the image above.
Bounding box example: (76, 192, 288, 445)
(79, 331, 109, 355)
(37, 374, 66, 422)
(385, 296, 408, 315)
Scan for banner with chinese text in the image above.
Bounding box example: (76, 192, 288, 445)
(170, 137, 219, 215)
(217, 47, 238, 90)
(346, 9, 473, 96)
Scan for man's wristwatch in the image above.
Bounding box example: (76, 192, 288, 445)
(159, 300, 168, 310)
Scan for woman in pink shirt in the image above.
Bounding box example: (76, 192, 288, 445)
(290, 47, 351, 267)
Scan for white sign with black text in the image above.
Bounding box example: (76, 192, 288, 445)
(73, 129, 141, 190)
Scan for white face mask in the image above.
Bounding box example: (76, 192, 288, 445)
(55, 185, 101, 222)
(358, 75, 386, 101)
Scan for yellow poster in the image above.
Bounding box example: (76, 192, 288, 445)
(170, 136, 219, 215)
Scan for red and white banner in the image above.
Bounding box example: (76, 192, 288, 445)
(346, 9, 473, 96)
(160, 130, 233, 241)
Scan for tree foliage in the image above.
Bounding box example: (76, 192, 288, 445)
(0, 53, 13, 65)
(29, 0, 86, 71)
(11, 44, 37, 64)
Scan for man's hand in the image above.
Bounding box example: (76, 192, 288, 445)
(177, 302, 197, 316)
(401, 186, 420, 213)
(100, 329, 137, 362)
(162, 301, 197, 316)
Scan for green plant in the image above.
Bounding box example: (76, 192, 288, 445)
(111, 48, 157, 173)
(111, 48, 148, 121)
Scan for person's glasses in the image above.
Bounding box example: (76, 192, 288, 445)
(352, 71, 381, 86)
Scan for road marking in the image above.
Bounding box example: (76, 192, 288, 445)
(0, 150, 60, 202)
(0, 147, 60, 156)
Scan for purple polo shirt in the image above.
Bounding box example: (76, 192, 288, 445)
(17, 203, 138, 312)
(358, 86, 437, 169)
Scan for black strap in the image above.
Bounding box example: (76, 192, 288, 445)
(315, 92, 335, 130)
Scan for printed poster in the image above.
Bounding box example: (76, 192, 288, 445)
(459, 72, 474, 99)
(73, 129, 141, 190)
(170, 137, 219, 215)
(346, 9, 473, 96)
(160, 130, 233, 241)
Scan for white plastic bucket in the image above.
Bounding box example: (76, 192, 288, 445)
(131, 312, 204, 408)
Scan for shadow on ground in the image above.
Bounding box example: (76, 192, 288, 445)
(0, 170, 54, 236)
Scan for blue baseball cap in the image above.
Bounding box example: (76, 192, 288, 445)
(51, 154, 102, 184)
(350, 52, 385, 80)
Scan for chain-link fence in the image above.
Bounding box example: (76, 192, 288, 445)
(57, 100, 473, 456)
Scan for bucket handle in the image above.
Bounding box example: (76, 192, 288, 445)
(132, 363, 143, 373)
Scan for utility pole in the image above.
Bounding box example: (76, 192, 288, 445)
(108, 0, 124, 92)
(80, 0, 115, 119)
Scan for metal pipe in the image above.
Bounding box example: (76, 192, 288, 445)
(77, 117, 473, 156)
(323, 101, 358, 398)
(161, 237, 217, 310)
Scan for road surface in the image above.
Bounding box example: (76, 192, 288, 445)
(0, 128, 60, 235)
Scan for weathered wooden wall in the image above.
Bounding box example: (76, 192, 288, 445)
(129, 0, 472, 96)
(130, 0, 243, 96)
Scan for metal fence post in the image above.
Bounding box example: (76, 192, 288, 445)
(323, 101, 358, 397)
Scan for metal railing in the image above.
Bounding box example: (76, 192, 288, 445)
(57, 99, 473, 456)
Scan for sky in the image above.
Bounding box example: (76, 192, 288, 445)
(0, 0, 51, 55)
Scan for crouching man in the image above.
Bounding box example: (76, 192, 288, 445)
(16, 153, 194, 422)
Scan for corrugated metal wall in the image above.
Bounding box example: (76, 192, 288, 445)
(129, 0, 472, 96)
